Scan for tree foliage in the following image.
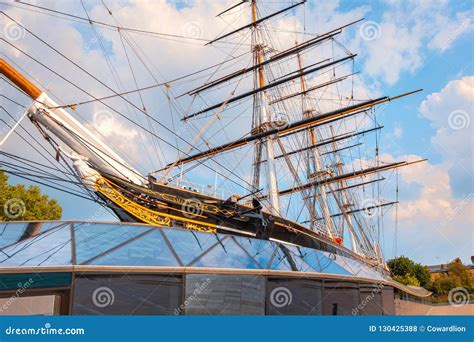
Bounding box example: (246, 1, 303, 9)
(387, 255, 432, 288)
(392, 273, 420, 287)
(0, 170, 62, 221)
(431, 258, 473, 295)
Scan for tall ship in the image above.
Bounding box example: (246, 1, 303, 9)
(0, 0, 430, 315)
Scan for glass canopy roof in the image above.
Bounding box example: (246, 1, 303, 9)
(0, 221, 386, 280)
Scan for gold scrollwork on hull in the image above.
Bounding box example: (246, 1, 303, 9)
(95, 178, 216, 233)
(109, 176, 236, 217)
(185, 222, 215, 233)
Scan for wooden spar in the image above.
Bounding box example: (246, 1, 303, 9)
(159, 89, 422, 170)
(184, 18, 363, 97)
(277, 109, 366, 139)
(186, 37, 336, 96)
(0, 58, 41, 100)
(206, 1, 306, 45)
(258, 126, 383, 163)
(321, 142, 363, 155)
(269, 72, 358, 105)
(182, 54, 356, 120)
(273, 58, 331, 82)
(159, 101, 381, 171)
(216, 0, 248, 17)
(326, 177, 385, 193)
(274, 159, 427, 198)
(314, 201, 399, 220)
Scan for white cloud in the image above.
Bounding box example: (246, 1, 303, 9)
(355, 2, 473, 85)
(382, 153, 473, 264)
(419, 76, 473, 197)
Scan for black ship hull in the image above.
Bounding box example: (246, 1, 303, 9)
(94, 174, 375, 266)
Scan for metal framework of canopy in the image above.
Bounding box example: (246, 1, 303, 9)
(0, 221, 431, 298)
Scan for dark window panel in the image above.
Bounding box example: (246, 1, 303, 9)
(184, 274, 265, 315)
(267, 277, 323, 315)
(322, 280, 359, 315)
(72, 274, 182, 315)
(382, 286, 395, 315)
(357, 283, 383, 315)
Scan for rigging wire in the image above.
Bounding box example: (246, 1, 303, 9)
(4, 1, 215, 43)
(1, 35, 262, 197)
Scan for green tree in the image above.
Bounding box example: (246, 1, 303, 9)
(0, 170, 62, 221)
(413, 263, 432, 288)
(430, 258, 473, 295)
(387, 256, 416, 276)
(432, 275, 459, 295)
(447, 258, 472, 290)
(392, 273, 420, 286)
(387, 256, 432, 288)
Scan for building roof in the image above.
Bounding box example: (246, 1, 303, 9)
(427, 263, 474, 273)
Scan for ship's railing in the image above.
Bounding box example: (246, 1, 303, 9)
(168, 179, 237, 200)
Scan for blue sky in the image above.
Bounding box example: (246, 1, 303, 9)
(1, 0, 472, 266)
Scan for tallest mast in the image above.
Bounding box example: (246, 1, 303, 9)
(251, 0, 280, 215)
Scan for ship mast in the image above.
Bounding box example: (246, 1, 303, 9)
(296, 51, 336, 238)
(251, 0, 280, 215)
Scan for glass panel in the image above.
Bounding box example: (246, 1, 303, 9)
(0, 225, 71, 266)
(233, 237, 277, 269)
(302, 249, 352, 275)
(0, 222, 65, 249)
(184, 274, 265, 315)
(0, 223, 27, 249)
(74, 223, 151, 264)
(332, 255, 384, 280)
(357, 284, 384, 315)
(281, 245, 313, 272)
(322, 280, 359, 315)
(382, 286, 395, 315)
(191, 237, 261, 269)
(268, 247, 293, 271)
(87, 229, 179, 266)
(267, 277, 323, 315)
(161, 228, 220, 266)
(72, 274, 182, 315)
